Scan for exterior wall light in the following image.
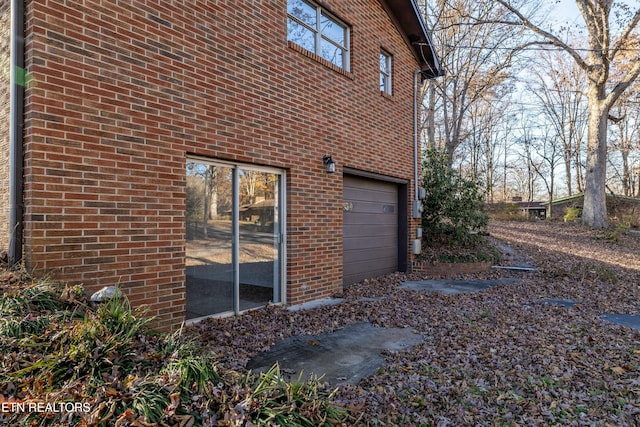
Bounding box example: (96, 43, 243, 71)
(323, 154, 336, 173)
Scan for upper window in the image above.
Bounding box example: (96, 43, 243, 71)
(380, 51, 392, 95)
(287, 0, 350, 71)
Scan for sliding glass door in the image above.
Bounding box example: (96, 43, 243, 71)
(186, 159, 284, 320)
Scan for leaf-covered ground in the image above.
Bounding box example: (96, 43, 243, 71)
(1, 220, 639, 426)
(191, 220, 640, 426)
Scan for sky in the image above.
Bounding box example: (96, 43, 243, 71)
(552, 0, 581, 20)
(547, 0, 582, 27)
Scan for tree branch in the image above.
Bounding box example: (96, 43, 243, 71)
(610, 8, 640, 61)
(493, 0, 590, 71)
(607, 59, 640, 109)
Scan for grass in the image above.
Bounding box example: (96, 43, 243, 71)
(0, 268, 353, 426)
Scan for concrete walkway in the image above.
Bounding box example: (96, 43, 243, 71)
(246, 323, 422, 385)
(601, 313, 640, 331)
(246, 244, 640, 386)
(247, 274, 527, 386)
(400, 277, 522, 294)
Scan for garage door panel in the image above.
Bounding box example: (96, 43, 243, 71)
(345, 190, 397, 205)
(343, 225, 397, 239)
(344, 201, 397, 214)
(344, 178, 396, 191)
(343, 236, 397, 251)
(346, 257, 397, 271)
(343, 214, 397, 227)
(343, 175, 399, 286)
(343, 246, 397, 262)
(343, 263, 397, 285)
(343, 231, 397, 243)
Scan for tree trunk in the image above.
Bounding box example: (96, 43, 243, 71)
(621, 149, 630, 197)
(564, 149, 572, 196)
(581, 93, 608, 229)
(426, 80, 436, 149)
(575, 148, 584, 193)
(502, 147, 507, 201)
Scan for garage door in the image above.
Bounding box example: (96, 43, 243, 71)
(343, 175, 398, 286)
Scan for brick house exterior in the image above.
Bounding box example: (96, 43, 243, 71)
(1, 0, 441, 330)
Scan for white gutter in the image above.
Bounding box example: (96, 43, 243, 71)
(412, 70, 424, 219)
(9, 0, 25, 265)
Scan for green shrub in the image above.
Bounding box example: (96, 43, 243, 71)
(246, 364, 351, 426)
(564, 207, 582, 222)
(421, 148, 488, 247)
(0, 273, 356, 427)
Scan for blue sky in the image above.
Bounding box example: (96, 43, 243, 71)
(548, 0, 581, 24)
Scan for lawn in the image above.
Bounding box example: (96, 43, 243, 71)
(2, 220, 639, 426)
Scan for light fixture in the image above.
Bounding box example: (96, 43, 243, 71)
(323, 154, 336, 173)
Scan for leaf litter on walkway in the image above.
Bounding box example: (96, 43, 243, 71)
(1, 220, 639, 426)
(191, 220, 640, 426)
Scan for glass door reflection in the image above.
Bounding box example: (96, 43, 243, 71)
(238, 169, 281, 311)
(186, 160, 283, 320)
(186, 163, 234, 318)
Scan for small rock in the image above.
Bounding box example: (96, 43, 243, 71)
(90, 286, 122, 302)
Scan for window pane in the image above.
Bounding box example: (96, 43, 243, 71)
(288, 0, 316, 27)
(321, 13, 345, 46)
(186, 163, 235, 318)
(380, 53, 388, 72)
(238, 169, 281, 310)
(288, 19, 315, 52)
(380, 52, 391, 94)
(321, 39, 343, 67)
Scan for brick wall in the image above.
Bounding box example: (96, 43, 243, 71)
(412, 260, 493, 278)
(0, 1, 10, 254)
(22, 0, 423, 329)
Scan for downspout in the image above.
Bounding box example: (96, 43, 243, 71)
(412, 70, 424, 219)
(9, 0, 25, 265)
(412, 70, 425, 255)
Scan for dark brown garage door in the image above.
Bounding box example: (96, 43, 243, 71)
(343, 175, 398, 286)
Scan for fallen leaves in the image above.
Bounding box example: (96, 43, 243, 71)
(2, 220, 640, 425)
(189, 220, 640, 426)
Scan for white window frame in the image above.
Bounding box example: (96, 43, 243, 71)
(380, 50, 392, 95)
(287, 0, 350, 71)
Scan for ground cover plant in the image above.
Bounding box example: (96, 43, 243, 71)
(0, 274, 351, 426)
(1, 220, 640, 426)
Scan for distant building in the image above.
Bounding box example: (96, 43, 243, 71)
(545, 193, 640, 223)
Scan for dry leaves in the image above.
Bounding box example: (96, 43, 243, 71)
(191, 220, 640, 426)
(2, 220, 639, 425)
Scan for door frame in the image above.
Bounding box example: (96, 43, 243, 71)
(185, 155, 287, 321)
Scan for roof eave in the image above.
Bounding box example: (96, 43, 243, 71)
(381, 0, 444, 79)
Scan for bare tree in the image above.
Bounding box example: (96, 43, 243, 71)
(500, 125, 516, 201)
(526, 49, 588, 197)
(609, 93, 640, 196)
(491, 0, 640, 228)
(423, 0, 527, 164)
(531, 122, 563, 217)
(461, 89, 513, 203)
(186, 163, 217, 238)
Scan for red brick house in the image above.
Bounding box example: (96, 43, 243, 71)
(1, 0, 442, 329)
